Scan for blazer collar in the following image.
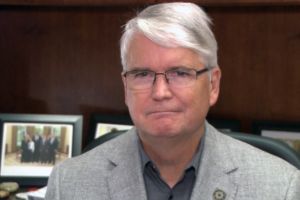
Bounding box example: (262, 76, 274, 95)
(106, 128, 147, 200)
(191, 123, 239, 200)
(105, 124, 239, 200)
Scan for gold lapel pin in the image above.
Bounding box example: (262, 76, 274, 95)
(213, 188, 226, 200)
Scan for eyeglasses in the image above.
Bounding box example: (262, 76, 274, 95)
(122, 67, 211, 90)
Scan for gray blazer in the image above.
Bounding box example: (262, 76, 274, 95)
(45, 124, 300, 200)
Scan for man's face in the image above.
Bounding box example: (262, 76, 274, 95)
(123, 34, 221, 142)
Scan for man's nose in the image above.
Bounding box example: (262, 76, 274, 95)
(151, 74, 172, 100)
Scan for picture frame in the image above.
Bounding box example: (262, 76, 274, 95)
(252, 120, 300, 155)
(207, 118, 241, 133)
(87, 113, 133, 146)
(0, 113, 83, 186)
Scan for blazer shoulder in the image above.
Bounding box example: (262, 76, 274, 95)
(206, 124, 299, 182)
(55, 130, 138, 176)
(201, 124, 300, 199)
(46, 130, 141, 200)
(216, 130, 296, 169)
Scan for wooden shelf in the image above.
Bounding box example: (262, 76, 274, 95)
(0, 0, 300, 7)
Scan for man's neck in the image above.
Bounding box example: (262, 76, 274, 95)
(140, 129, 204, 187)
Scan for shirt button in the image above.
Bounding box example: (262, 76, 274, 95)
(168, 194, 173, 200)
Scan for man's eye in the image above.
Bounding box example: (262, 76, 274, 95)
(173, 70, 191, 77)
(134, 71, 151, 78)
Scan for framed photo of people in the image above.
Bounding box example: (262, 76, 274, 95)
(87, 113, 133, 145)
(0, 114, 83, 186)
(207, 118, 241, 133)
(252, 120, 300, 156)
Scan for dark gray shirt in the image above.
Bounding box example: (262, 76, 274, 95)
(138, 133, 205, 200)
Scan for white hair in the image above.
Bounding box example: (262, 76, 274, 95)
(120, 2, 218, 69)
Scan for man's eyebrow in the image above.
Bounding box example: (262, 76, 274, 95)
(168, 66, 187, 70)
(127, 65, 193, 72)
(126, 67, 152, 71)
(166, 66, 196, 71)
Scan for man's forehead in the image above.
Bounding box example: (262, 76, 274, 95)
(126, 33, 204, 68)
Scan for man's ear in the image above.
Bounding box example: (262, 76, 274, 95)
(209, 67, 221, 106)
(121, 74, 128, 106)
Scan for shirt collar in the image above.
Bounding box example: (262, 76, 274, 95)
(138, 126, 206, 175)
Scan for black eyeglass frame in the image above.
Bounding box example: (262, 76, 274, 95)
(122, 67, 211, 90)
(122, 67, 210, 79)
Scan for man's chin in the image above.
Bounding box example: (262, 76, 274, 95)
(139, 126, 182, 139)
(135, 116, 183, 138)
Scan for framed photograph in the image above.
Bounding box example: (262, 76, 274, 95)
(252, 121, 300, 155)
(87, 113, 133, 145)
(0, 114, 83, 186)
(207, 118, 241, 133)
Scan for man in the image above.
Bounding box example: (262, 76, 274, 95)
(33, 131, 42, 162)
(46, 2, 300, 200)
(40, 130, 50, 164)
(48, 131, 59, 164)
(21, 132, 31, 163)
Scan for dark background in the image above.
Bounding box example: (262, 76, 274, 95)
(1, 0, 300, 147)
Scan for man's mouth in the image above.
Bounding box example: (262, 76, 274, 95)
(146, 110, 180, 117)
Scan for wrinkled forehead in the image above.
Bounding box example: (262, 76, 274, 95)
(125, 32, 204, 69)
(125, 34, 205, 72)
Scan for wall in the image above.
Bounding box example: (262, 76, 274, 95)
(0, 2, 299, 146)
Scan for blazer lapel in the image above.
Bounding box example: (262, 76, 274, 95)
(191, 164, 238, 200)
(191, 124, 238, 200)
(105, 124, 239, 200)
(106, 129, 147, 200)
